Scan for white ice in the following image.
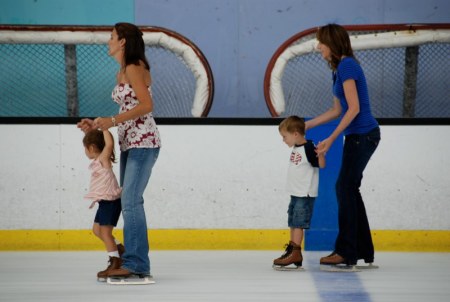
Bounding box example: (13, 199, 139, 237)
(0, 251, 449, 302)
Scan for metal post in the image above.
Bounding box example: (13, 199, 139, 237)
(64, 44, 78, 117)
(402, 46, 419, 118)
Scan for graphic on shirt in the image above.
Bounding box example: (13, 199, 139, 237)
(286, 142, 319, 197)
(290, 151, 302, 165)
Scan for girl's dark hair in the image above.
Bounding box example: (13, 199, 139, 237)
(83, 130, 116, 163)
(279, 116, 305, 136)
(316, 24, 356, 71)
(114, 22, 150, 70)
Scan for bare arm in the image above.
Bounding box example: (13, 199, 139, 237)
(305, 97, 342, 130)
(318, 152, 326, 168)
(97, 130, 114, 168)
(114, 64, 153, 123)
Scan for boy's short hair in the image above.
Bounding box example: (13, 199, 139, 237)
(279, 116, 305, 135)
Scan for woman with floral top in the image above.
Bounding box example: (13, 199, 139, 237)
(77, 22, 161, 280)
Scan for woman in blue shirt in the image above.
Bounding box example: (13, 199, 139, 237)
(305, 24, 381, 267)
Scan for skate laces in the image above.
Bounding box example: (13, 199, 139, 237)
(105, 257, 114, 269)
(280, 244, 293, 259)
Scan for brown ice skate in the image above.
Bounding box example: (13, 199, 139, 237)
(319, 252, 360, 272)
(319, 252, 346, 265)
(97, 256, 122, 282)
(273, 241, 303, 270)
(107, 267, 132, 278)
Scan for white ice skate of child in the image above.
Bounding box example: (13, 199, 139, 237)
(107, 274, 156, 285)
(272, 264, 305, 271)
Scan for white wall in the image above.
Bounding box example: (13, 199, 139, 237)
(0, 124, 449, 231)
(362, 126, 450, 230)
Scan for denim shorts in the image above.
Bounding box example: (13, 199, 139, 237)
(94, 198, 121, 226)
(287, 196, 315, 229)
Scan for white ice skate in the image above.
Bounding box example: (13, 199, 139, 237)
(356, 263, 379, 270)
(320, 263, 361, 272)
(320, 262, 379, 272)
(107, 274, 155, 285)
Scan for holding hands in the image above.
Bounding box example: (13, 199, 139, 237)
(77, 117, 114, 133)
(77, 118, 95, 133)
(93, 117, 115, 131)
(316, 137, 334, 157)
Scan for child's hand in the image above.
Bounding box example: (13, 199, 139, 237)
(77, 119, 95, 133)
(89, 200, 98, 209)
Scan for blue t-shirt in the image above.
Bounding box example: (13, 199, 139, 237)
(333, 57, 378, 135)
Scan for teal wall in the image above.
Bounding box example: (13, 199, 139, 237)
(0, 0, 133, 25)
(1, 0, 449, 117)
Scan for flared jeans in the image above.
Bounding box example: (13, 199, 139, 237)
(334, 127, 380, 264)
(120, 147, 160, 275)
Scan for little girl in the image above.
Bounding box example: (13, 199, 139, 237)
(83, 129, 123, 281)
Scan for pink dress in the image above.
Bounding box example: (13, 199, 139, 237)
(84, 159, 122, 202)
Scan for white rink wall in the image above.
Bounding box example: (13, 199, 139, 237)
(0, 124, 449, 231)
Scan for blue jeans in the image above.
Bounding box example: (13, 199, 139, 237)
(120, 147, 160, 275)
(334, 127, 380, 264)
(288, 196, 315, 229)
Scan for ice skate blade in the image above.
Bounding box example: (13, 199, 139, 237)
(97, 277, 107, 282)
(272, 264, 304, 271)
(356, 263, 379, 270)
(320, 264, 361, 272)
(107, 274, 155, 285)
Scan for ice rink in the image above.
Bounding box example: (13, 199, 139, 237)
(1, 250, 449, 302)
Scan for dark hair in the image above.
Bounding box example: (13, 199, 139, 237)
(114, 22, 150, 70)
(82, 130, 116, 163)
(316, 24, 355, 71)
(279, 116, 305, 136)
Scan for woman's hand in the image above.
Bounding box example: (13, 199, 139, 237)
(93, 117, 114, 131)
(316, 137, 334, 156)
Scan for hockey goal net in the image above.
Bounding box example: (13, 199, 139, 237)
(264, 23, 450, 118)
(0, 25, 214, 118)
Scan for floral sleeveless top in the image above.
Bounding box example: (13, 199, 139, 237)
(112, 83, 161, 152)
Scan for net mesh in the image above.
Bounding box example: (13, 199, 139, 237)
(272, 29, 450, 118)
(77, 45, 117, 117)
(0, 44, 67, 116)
(0, 28, 210, 118)
(149, 46, 196, 117)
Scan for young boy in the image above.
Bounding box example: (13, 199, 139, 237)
(273, 116, 325, 270)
